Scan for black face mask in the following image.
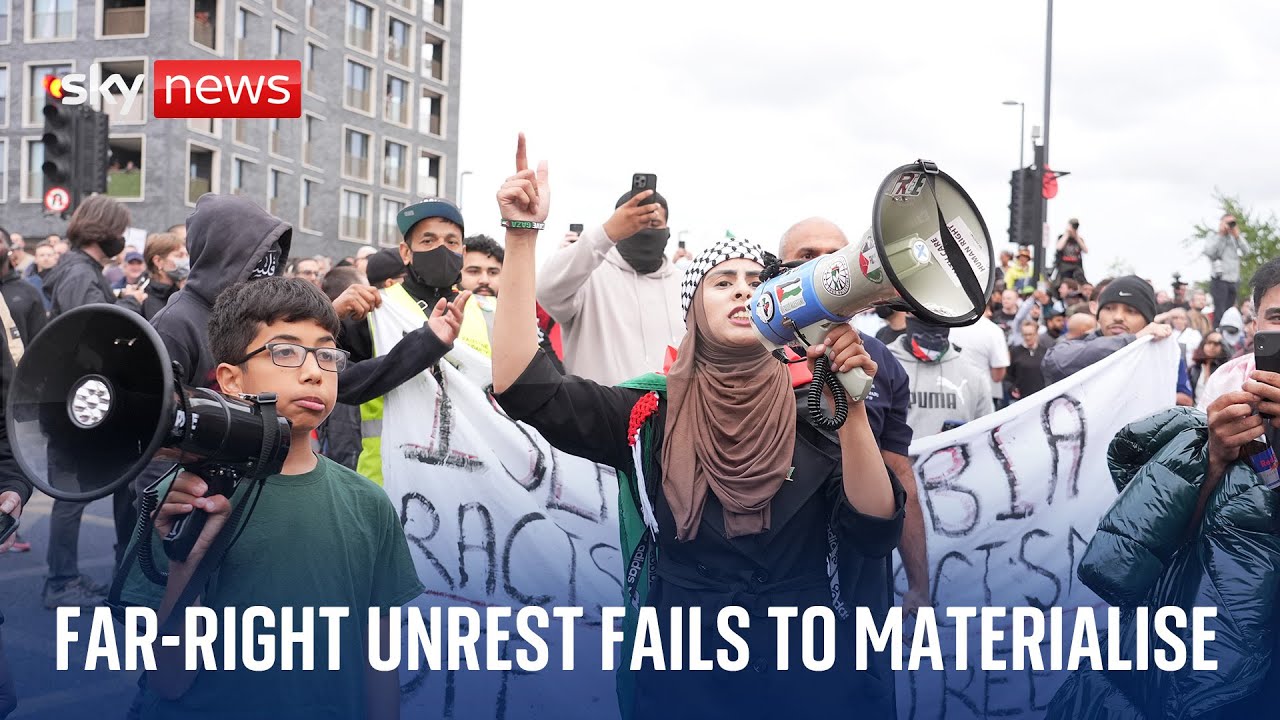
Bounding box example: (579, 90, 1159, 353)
(100, 235, 126, 259)
(616, 228, 670, 274)
(409, 245, 463, 289)
(902, 316, 951, 363)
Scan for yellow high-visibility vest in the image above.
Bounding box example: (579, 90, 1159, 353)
(357, 284, 490, 485)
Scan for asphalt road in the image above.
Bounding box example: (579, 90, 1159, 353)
(0, 493, 139, 720)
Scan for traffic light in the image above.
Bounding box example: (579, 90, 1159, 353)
(41, 97, 78, 194)
(77, 110, 110, 195)
(1007, 168, 1042, 248)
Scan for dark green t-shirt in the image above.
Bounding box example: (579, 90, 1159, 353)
(140, 455, 423, 720)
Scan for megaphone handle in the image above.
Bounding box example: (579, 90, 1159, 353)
(164, 510, 208, 563)
(835, 366, 874, 403)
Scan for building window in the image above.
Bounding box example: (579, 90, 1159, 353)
(26, 62, 73, 125)
(269, 117, 284, 155)
(187, 143, 217, 203)
(302, 112, 320, 166)
(418, 87, 442, 136)
(382, 139, 408, 191)
(231, 156, 252, 195)
(188, 116, 218, 136)
(387, 0, 413, 14)
(304, 0, 319, 33)
(192, 0, 219, 52)
(428, 0, 444, 27)
(268, 167, 285, 215)
(417, 148, 440, 197)
(345, 0, 373, 54)
(304, 41, 320, 94)
(21, 137, 45, 202)
(0, 66, 8, 126)
(233, 118, 251, 146)
(385, 15, 411, 68)
(344, 58, 373, 114)
(101, 0, 146, 37)
(343, 127, 371, 181)
(272, 0, 290, 17)
(29, 0, 74, 41)
(271, 23, 289, 58)
(379, 197, 405, 248)
(421, 31, 444, 81)
(106, 135, 144, 200)
(0, 1, 9, 42)
(340, 188, 370, 241)
(0, 140, 6, 202)
(301, 177, 319, 231)
(100, 58, 145, 125)
(234, 6, 248, 59)
(383, 73, 409, 126)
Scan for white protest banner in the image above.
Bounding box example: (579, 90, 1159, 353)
(896, 336, 1180, 719)
(370, 296, 623, 720)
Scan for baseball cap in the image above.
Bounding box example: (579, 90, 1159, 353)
(125, 251, 144, 263)
(365, 248, 407, 286)
(396, 197, 464, 238)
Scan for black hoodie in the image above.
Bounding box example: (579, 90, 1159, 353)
(0, 266, 47, 505)
(151, 194, 291, 388)
(140, 275, 181, 321)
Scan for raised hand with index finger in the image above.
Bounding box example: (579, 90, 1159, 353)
(497, 133, 550, 228)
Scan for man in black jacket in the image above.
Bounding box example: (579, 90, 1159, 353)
(37, 198, 148, 607)
(43, 196, 145, 319)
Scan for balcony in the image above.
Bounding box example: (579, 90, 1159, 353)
(343, 154, 369, 179)
(234, 119, 249, 145)
(341, 216, 367, 240)
(386, 40, 410, 67)
(270, 129, 282, 155)
(384, 97, 409, 126)
(193, 17, 216, 50)
(188, 177, 212, 203)
(268, 196, 280, 216)
(303, 142, 314, 166)
(383, 164, 406, 190)
(103, 6, 146, 36)
(104, 93, 145, 124)
(234, 38, 246, 59)
(305, 70, 317, 94)
(345, 87, 370, 112)
(347, 27, 372, 53)
(301, 205, 314, 230)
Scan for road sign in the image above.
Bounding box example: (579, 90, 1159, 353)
(44, 186, 71, 214)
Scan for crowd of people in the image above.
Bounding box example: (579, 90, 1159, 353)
(0, 147, 1273, 716)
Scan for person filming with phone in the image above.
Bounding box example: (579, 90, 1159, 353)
(1206, 213, 1251, 330)
(537, 173, 684, 385)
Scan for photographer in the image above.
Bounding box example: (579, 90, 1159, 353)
(1053, 218, 1088, 283)
(1205, 213, 1250, 329)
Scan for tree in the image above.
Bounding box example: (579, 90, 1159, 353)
(1190, 191, 1280, 294)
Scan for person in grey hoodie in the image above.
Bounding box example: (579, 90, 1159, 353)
(888, 315, 994, 438)
(537, 188, 685, 385)
(1205, 213, 1251, 329)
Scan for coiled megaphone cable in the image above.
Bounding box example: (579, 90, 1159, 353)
(807, 355, 849, 431)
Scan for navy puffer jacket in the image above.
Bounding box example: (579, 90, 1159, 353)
(1047, 407, 1280, 720)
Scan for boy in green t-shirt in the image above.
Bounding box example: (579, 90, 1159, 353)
(143, 277, 423, 720)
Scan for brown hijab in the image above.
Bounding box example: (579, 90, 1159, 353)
(661, 283, 797, 541)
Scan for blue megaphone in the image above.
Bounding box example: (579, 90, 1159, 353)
(751, 161, 995, 405)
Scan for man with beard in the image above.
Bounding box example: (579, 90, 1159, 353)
(340, 198, 476, 485)
(537, 188, 684, 385)
(1041, 275, 1193, 405)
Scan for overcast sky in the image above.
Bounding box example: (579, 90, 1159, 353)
(455, 0, 1280, 291)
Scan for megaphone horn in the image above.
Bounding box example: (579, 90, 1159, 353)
(750, 160, 996, 426)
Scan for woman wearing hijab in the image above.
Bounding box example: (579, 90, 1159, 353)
(490, 137, 904, 719)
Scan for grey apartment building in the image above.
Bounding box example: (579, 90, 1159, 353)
(0, 0, 462, 259)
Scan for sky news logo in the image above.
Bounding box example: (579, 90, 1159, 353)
(47, 60, 302, 119)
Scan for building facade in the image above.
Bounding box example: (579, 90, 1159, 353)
(0, 0, 463, 259)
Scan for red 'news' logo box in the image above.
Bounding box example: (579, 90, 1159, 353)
(153, 60, 302, 119)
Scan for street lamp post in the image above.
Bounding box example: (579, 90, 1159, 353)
(1002, 100, 1026, 169)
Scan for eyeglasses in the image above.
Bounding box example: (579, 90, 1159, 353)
(239, 342, 350, 372)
